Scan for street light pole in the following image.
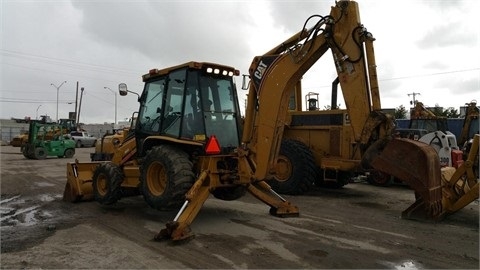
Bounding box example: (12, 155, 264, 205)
(51, 81, 67, 122)
(104, 87, 117, 126)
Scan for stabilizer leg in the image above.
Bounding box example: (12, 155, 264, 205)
(156, 171, 211, 242)
(247, 180, 299, 217)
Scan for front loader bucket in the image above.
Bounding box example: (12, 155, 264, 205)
(63, 160, 98, 202)
(369, 138, 444, 220)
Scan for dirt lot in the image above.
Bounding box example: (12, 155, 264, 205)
(0, 145, 478, 269)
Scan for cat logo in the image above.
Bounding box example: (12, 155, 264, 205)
(254, 60, 268, 80)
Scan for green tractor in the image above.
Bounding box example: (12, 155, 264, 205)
(22, 120, 76, 159)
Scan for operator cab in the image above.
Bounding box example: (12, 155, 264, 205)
(123, 62, 241, 155)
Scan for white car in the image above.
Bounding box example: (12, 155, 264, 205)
(70, 131, 97, 148)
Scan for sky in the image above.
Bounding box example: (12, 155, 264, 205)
(1, 0, 479, 125)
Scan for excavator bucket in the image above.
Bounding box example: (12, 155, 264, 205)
(369, 138, 444, 220)
(63, 160, 97, 202)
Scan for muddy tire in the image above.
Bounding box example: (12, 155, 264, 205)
(92, 163, 125, 205)
(267, 139, 315, 195)
(212, 186, 246, 201)
(140, 145, 195, 210)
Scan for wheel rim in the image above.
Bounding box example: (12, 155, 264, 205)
(96, 173, 108, 197)
(146, 161, 167, 196)
(35, 148, 46, 159)
(274, 155, 292, 182)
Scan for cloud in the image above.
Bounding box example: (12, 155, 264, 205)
(268, 1, 331, 33)
(417, 23, 476, 48)
(1, 0, 479, 124)
(72, 1, 252, 67)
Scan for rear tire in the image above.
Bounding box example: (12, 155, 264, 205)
(92, 163, 124, 205)
(64, 148, 75, 158)
(140, 145, 195, 210)
(76, 140, 82, 148)
(267, 139, 315, 195)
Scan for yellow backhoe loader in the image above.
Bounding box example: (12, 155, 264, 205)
(90, 114, 137, 161)
(64, 0, 477, 241)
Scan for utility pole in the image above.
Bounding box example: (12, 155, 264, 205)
(77, 87, 85, 126)
(36, 105, 42, 120)
(75, 82, 79, 123)
(407, 92, 421, 105)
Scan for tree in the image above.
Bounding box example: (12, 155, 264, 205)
(430, 104, 460, 118)
(394, 105, 408, 119)
(431, 104, 444, 117)
(443, 107, 460, 118)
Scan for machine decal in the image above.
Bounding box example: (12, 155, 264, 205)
(251, 55, 278, 93)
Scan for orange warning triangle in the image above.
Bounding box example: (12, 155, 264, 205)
(205, 135, 221, 154)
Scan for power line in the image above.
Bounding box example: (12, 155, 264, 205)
(1, 62, 135, 85)
(381, 68, 480, 81)
(0, 98, 74, 104)
(1, 49, 141, 76)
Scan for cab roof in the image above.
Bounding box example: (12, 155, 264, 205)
(142, 61, 239, 81)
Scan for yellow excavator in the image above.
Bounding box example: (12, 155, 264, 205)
(63, 0, 478, 241)
(459, 100, 479, 147)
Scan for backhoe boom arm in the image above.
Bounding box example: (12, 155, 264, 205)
(242, 0, 384, 181)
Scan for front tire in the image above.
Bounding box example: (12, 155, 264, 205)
(92, 163, 124, 205)
(267, 139, 316, 195)
(34, 147, 47, 160)
(140, 145, 195, 210)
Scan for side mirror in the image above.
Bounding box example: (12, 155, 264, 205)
(119, 83, 128, 96)
(241, 74, 250, 90)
